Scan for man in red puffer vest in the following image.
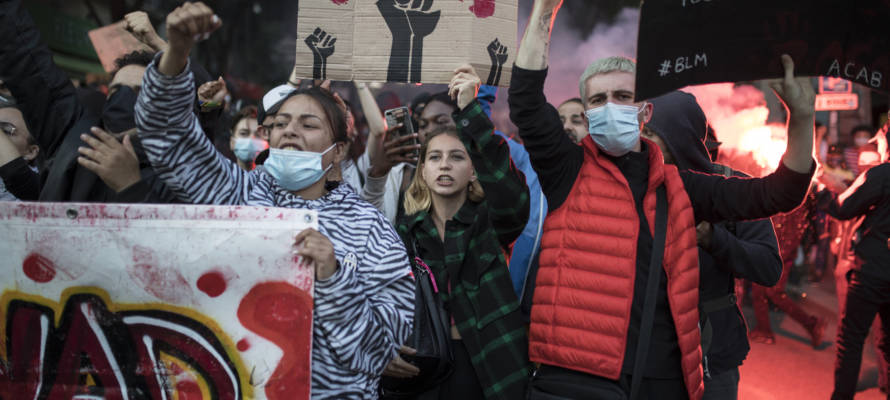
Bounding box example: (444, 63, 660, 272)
(507, 1, 817, 399)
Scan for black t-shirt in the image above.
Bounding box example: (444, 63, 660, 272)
(606, 144, 683, 379)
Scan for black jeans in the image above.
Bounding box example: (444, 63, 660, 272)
(702, 368, 739, 400)
(832, 271, 890, 400)
(416, 340, 484, 400)
(527, 365, 688, 400)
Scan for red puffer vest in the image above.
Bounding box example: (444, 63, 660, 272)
(529, 137, 703, 400)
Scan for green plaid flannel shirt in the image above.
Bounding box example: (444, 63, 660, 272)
(398, 101, 532, 399)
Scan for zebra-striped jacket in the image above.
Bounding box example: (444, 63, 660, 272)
(135, 56, 414, 399)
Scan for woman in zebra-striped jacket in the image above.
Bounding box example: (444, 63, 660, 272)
(133, 5, 413, 398)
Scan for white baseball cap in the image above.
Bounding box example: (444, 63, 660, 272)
(257, 84, 297, 123)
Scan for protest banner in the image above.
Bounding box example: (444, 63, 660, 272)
(88, 22, 154, 73)
(0, 202, 316, 400)
(635, 0, 890, 101)
(293, 0, 517, 86)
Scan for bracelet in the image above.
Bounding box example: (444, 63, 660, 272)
(199, 100, 222, 111)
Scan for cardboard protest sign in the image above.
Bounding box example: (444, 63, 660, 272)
(0, 203, 316, 399)
(293, 0, 517, 86)
(88, 22, 154, 73)
(635, 0, 890, 101)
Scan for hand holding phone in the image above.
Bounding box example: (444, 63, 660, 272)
(384, 107, 420, 160)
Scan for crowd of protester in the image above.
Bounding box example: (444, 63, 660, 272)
(1, 0, 889, 399)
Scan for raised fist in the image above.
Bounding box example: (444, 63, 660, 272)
(124, 11, 166, 51)
(197, 77, 228, 111)
(165, 2, 221, 55)
(305, 28, 336, 80)
(486, 38, 509, 86)
(377, 0, 441, 83)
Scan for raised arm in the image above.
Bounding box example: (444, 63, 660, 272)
(136, 3, 254, 205)
(356, 81, 388, 206)
(515, 0, 562, 71)
(509, 0, 581, 211)
(683, 55, 816, 222)
(770, 55, 815, 175)
(452, 65, 529, 247)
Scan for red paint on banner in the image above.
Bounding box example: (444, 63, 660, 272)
(129, 246, 191, 302)
(167, 360, 204, 400)
(461, 0, 495, 18)
(237, 338, 250, 352)
(197, 271, 227, 298)
(331, 0, 348, 4)
(22, 253, 56, 283)
(238, 282, 312, 400)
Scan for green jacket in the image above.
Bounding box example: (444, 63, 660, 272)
(398, 101, 531, 399)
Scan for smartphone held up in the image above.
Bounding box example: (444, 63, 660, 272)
(384, 107, 420, 162)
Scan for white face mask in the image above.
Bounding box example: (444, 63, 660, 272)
(263, 144, 336, 191)
(585, 102, 644, 157)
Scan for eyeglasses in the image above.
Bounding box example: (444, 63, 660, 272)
(0, 121, 15, 136)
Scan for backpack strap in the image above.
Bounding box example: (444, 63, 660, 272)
(629, 184, 668, 400)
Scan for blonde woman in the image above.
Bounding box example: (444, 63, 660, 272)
(386, 65, 531, 400)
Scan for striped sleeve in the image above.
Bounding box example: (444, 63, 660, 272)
(314, 218, 414, 376)
(135, 55, 253, 205)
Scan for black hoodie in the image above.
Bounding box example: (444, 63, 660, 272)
(648, 91, 782, 376)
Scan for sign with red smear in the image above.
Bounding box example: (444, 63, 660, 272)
(88, 22, 153, 73)
(293, 0, 518, 86)
(0, 202, 316, 400)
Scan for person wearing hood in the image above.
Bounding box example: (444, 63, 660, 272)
(509, 1, 816, 399)
(643, 91, 782, 400)
(0, 0, 216, 203)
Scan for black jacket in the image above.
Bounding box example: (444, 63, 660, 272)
(0, 0, 217, 203)
(649, 91, 782, 375)
(818, 162, 890, 282)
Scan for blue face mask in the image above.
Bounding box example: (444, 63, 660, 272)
(585, 102, 644, 157)
(263, 144, 337, 191)
(233, 138, 268, 163)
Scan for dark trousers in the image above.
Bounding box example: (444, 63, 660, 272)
(527, 365, 688, 400)
(836, 259, 888, 392)
(416, 340, 484, 400)
(832, 271, 890, 400)
(702, 368, 739, 400)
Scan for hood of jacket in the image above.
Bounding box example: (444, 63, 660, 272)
(647, 91, 715, 174)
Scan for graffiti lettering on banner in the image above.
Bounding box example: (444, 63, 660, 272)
(635, 0, 890, 101)
(0, 203, 316, 399)
(292, 0, 518, 86)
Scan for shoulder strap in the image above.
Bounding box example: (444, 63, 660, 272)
(629, 184, 669, 400)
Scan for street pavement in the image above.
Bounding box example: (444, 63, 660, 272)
(738, 273, 886, 399)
